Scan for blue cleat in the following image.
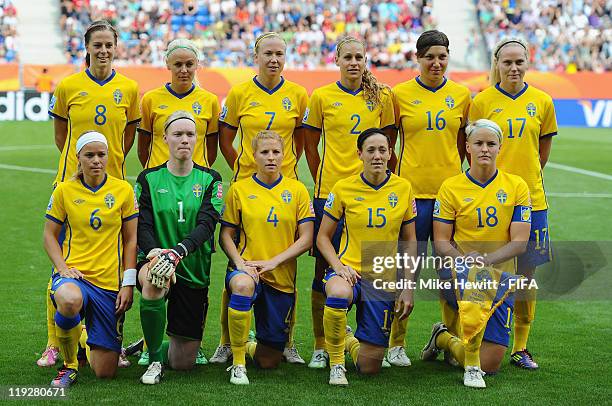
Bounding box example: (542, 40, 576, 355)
(50, 367, 78, 388)
(510, 349, 539, 369)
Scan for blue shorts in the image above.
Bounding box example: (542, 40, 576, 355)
(483, 295, 514, 347)
(518, 209, 552, 268)
(225, 269, 294, 351)
(50, 273, 123, 353)
(312, 198, 344, 259)
(415, 199, 435, 257)
(323, 270, 394, 348)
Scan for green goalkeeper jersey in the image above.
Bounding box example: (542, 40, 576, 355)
(135, 163, 223, 289)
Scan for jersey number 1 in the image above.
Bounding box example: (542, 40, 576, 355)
(177, 201, 186, 223)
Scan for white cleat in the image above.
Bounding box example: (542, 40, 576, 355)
(308, 349, 329, 369)
(209, 344, 232, 364)
(329, 364, 348, 386)
(386, 346, 412, 367)
(140, 361, 163, 385)
(464, 366, 486, 388)
(283, 346, 306, 364)
(421, 322, 448, 361)
(227, 364, 249, 385)
(381, 357, 391, 368)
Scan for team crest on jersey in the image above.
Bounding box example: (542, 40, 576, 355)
(433, 200, 440, 216)
(475, 268, 493, 291)
(281, 190, 292, 204)
(192, 101, 202, 115)
(411, 100, 422, 105)
(388, 192, 398, 208)
(521, 206, 531, 222)
(49, 95, 56, 110)
(526, 102, 536, 117)
(104, 193, 115, 209)
(324, 193, 335, 209)
(113, 89, 123, 104)
(445, 95, 455, 109)
(302, 108, 310, 123)
(496, 189, 507, 204)
(216, 183, 223, 199)
(193, 184, 203, 198)
(47, 195, 54, 211)
(220, 104, 228, 120)
(282, 97, 292, 111)
(332, 102, 342, 108)
(366, 100, 374, 112)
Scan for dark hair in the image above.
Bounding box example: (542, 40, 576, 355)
(84, 20, 118, 67)
(416, 30, 449, 58)
(357, 128, 390, 150)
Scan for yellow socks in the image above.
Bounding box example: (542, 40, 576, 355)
(54, 311, 82, 370)
(389, 316, 407, 348)
(345, 334, 360, 364)
(436, 331, 465, 367)
(512, 300, 535, 353)
(311, 283, 327, 350)
(323, 297, 348, 366)
(246, 341, 257, 359)
(228, 294, 252, 365)
(219, 288, 230, 345)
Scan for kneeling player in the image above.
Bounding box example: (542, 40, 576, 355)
(422, 119, 531, 388)
(220, 131, 314, 385)
(317, 128, 417, 386)
(135, 111, 223, 384)
(44, 132, 138, 387)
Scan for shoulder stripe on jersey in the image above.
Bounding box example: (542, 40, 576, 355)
(433, 217, 454, 224)
(45, 214, 64, 225)
(48, 111, 68, 121)
(122, 213, 139, 222)
(316, 122, 326, 198)
(60, 121, 73, 182)
(298, 217, 315, 224)
(302, 123, 321, 132)
(402, 218, 416, 226)
(338, 216, 349, 258)
(323, 210, 339, 222)
(220, 219, 239, 228)
(540, 131, 557, 138)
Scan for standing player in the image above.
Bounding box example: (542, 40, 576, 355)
(44, 132, 138, 387)
(138, 38, 220, 169)
(422, 119, 531, 388)
(212, 32, 308, 365)
(318, 128, 417, 386)
(469, 37, 557, 369)
(303, 36, 395, 369)
(220, 131, 314, 385)
(40, 20, 140, 368)
(389, 29, 472, 367)
(135, 111, 223, 385)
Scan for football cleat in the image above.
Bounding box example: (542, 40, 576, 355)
(381, 357, 391, 368)
(37, 346, 59, 367)
(329, 364, 348, 386)
(195, 348, 208, 365)
(510, 349, 539, 369)
(283, 346, 306, 364)
(138, 350, 150, 366)
(209, 344, 232, 364)
(444, 350, 460, 367)
(386, 346, 412, 367)
(50, 367, 77, 388)
(463, 365, 486, 388)
(227, 364, 249, 385)
(124, 338, 145, 357)
(140, 361, 164, 385)
(118, 349, 131, 368)
(308, 349, 329, 369)
(421, 322, 448, 361)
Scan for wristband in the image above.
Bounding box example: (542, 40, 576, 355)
(122, 268, 137, 287)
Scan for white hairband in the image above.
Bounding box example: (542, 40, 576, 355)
(76, 131, 108, 154)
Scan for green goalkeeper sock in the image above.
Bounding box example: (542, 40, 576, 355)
(140, 297, 166, 363)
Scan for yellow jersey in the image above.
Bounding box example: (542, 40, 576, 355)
(221, 175, 315, 293)
(49, 69, 140, 185)
(434, 169, 531, 273)
(324, 172, 417, 274)
(303, 81, 395, 199)
(393, 77, 471, 198)
(469, 83, 557, 210)
(139, 84, 220, 168)
(45, 175, 139, 291)
(220, 77, 308, 182)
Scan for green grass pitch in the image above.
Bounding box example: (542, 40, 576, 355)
(0, 121, 610, 404)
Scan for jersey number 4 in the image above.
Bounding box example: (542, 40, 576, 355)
(267, 206, 279, 227)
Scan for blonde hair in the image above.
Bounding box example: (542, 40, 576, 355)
(489, 37, 529, 86)
(336, 36, 390, 107)
(253, 32, 286, 56)
(164, 110, 196, 134)
(165, 38, 201, 86)
(466, 119, 503, 143)
(251, 130, 284, 152)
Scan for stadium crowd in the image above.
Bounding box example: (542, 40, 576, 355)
(59, 0, 436, 69)
(0, 0, 17, 63)
(477, 0, 611, 72)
